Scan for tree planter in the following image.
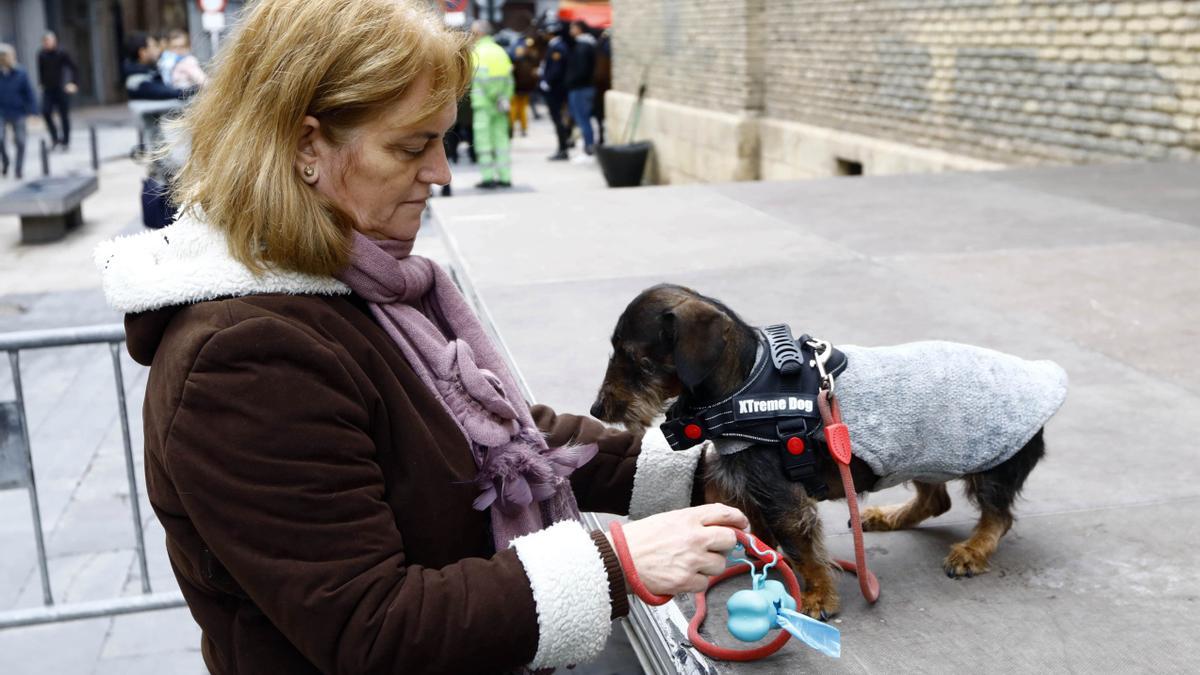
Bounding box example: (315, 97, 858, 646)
(596, 141, 652, 188)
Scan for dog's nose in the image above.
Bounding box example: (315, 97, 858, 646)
(589, 400, 605, 419)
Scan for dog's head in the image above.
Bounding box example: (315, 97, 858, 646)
(590, 284, 749, 430)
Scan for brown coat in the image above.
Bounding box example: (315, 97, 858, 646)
(99, 216, 707, 674)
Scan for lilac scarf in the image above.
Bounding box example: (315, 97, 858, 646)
(336, 233, 596, 550)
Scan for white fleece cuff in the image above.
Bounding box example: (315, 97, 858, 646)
(628, 427, 704, 520)
(510, 520, 612, 668)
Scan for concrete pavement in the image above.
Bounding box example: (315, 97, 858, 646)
(10, 98, 1197, 675)
(431, 160, 1200, 674)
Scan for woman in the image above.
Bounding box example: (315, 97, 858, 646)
(0, 43, 37, 179)
(95, 1, 745, 673)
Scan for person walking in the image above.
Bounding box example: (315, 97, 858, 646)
(593, 28, 612, 146)
(540, 22, 571, 161)
(0, 44, 37, 179)
(36, 32, 77, 152)
(470, 20, 514, 189)
(92, 2, 743, 672)
(509, 37, 539, 137)
(565, 20, 598, 156)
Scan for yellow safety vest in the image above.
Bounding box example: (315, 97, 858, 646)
(472, 36, 513, 80)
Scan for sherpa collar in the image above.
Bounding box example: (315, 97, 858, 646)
(93, 214, 351, 314)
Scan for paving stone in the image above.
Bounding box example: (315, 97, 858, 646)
(100, 607, 202, 660)
(91, 649, 208, 675)
(0, 616, 110, 675)
(434, 160, 1200, 673)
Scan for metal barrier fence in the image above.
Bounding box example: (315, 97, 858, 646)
(0, 324, 184, 630)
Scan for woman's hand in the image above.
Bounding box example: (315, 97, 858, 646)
(617, 504, 749, 596)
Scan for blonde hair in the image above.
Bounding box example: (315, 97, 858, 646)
(172, 0, 472, 276)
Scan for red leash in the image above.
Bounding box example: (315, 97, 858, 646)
(606, 388, 879, 662)
(609, 523, 802, 661)
(819, 390, 881, 604)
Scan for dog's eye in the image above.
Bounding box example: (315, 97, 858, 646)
(638, 357, 656, 374)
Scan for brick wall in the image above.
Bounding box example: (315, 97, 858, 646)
(610, 0, 765, 114)
(612, 0, 1200, 171)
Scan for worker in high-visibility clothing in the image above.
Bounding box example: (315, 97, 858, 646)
(470, 21, 514, 189)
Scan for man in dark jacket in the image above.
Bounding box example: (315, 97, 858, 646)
(37, 32, 77, 151)
(539, 22, 572, 161)
(0, 43, 37, 179)
(123, 32, 193, 101)
(564, 20, 597, 155)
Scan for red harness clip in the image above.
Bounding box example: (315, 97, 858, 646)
(823, 422, 853, 465)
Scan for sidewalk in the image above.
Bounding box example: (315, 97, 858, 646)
(435, 109, 608, 198)
(0, 110, 610, 675)
(432, 160, 1200, 674)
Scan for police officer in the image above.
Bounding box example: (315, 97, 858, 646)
(539, 21, 571, 161)
(470, 21, 514, 189)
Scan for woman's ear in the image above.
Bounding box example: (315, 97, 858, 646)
(296, 115, 322, 184)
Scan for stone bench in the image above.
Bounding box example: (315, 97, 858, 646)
(0, 175, 99, 244)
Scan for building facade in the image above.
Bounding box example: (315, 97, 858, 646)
(608, 0, 1200, 184)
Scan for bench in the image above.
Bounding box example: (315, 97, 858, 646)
(0, 174, 99, 244)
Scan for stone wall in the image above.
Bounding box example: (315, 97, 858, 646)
(610, 0, 1200, 183)
(610, 0, 765, 114)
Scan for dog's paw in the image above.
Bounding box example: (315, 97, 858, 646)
(861, 505, 901, 532)
(943, 543, 991, 579)
(799, 588, 840, 621)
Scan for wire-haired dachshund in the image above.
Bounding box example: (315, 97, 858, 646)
(590, 284, 1061, 619)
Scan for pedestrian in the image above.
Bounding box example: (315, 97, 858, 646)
(593, 28, 612, 146)
(526, 32, 545, 121)
(509, 37, 539, 137)
(540, 21, 572, 160)
(0, 43, 37, 180)
(565, 20, 598, 156)
(122, 32, 194, 156)
(162, 30, 207, 89)
(470, 20, 513, 189)
(123, 32, 192, 101)
(36, 32, 77, 152)
(93, 1, 742, 673)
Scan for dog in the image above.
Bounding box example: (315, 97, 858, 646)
(590, 284, 1067, 619)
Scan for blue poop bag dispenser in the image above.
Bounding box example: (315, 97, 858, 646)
(725, 541, 842, 658)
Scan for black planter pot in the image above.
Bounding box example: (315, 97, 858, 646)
(596, 141, 652, 188)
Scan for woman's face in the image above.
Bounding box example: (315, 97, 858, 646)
(297, 75, 455, 244)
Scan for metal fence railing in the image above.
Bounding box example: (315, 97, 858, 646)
(0, 324, 184, 629)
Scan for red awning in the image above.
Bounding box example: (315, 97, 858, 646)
(558, 1, 611, 29)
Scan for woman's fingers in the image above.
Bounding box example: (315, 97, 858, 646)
(703, 525, 738, 553)
(697, 552, 728, 577)
(694, 503, 749, 530)
(686, 573, 711, 594)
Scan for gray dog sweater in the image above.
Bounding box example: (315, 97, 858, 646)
(711, 341, 1068, 489)
(834, 341, 1068, 488)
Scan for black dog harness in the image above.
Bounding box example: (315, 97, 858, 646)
(661, 325, 847, 498)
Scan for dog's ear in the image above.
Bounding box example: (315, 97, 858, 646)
(663, 298, 729, 390)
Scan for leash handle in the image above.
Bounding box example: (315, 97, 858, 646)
(818, 391, 881, 604)
(610, 522, 864, 661)
(688, 529, 801, 662)
(607, 520, 672, 606)
(609, 521, 797, 659)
